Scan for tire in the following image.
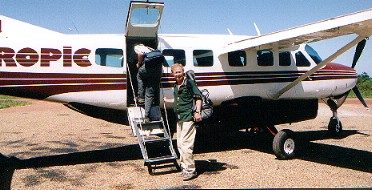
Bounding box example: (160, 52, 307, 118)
(273, 129, 296, 160)
(328, 117, 342, 136)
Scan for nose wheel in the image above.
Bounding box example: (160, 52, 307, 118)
(326, 98, 343, 136)
(328, 116, 343, 136)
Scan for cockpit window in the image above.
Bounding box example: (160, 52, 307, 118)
(95, 48, 123, 68)
(305, 45, 322, 64)
(295, 51, 311, 67)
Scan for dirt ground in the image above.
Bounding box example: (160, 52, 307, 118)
(0, 98, 371, 189)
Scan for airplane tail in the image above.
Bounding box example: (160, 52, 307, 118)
(0, 15, 62, 37)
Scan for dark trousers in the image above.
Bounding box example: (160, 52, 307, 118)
(137, 64, 162, 118)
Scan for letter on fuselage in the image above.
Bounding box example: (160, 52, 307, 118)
(0, 47, 92, 67)
(0, 47, 17, 67)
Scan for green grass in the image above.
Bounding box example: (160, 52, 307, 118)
(348, 91, 372, 98)
(0, 95, 30, 109)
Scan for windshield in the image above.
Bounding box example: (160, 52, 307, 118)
(305, 45, 322, 64)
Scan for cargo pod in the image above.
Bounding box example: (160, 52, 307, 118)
(125, 1, 164, 106)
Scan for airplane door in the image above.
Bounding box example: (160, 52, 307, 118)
(125, 1, 164, 106)
(126, 1, 164, 38)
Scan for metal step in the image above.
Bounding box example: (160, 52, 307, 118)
(139, 120, 163, 125)
(128, 106, 178, 174)
(143, 137, 168, 143)
(147, 155, 177, 164)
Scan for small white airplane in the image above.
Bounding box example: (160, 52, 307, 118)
(0, 1, 371, 160)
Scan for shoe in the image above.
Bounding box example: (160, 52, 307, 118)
(183, 171, 197, 181)
(179, 170, 186, 177)
(136, 98, 145, 107)
(178, 165, 184, 176)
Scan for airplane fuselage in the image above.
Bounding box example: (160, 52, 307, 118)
(0, 15, 358, 127)
(0, 33, 357, 107)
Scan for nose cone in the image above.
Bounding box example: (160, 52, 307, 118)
(322, 63, 357, 74)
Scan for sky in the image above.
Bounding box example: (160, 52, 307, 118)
(1, 0, 372, 75)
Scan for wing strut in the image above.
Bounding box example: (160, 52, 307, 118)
(273, 35, 366, 99)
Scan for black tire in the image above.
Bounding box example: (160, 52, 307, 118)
(328, 117, 342, 136)
(273, 129, 296, 160)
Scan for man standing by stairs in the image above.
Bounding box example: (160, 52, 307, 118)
(164, 63, 202, 181)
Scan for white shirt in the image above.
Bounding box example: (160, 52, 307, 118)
(134, 44, 152, 54)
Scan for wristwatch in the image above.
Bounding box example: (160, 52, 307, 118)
(195, 111, 201, 114)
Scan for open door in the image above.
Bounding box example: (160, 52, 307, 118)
(126, 1, 164, 38)
(126, 1, 164, 106)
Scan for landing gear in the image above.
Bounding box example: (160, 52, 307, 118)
(328, 116, 343, 136)
(248, 125, 297, 160)
(326, 98, 343, 136)
(272, 129, 296, 160)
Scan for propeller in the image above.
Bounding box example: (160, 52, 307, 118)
(332, 38, 369, 111)
(350, 39, 369, 110)
(352, 86, 369, 110)
(351, 39, 366, 68)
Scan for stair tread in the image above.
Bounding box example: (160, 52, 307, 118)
(144, 137, 169, 143)
(147, 155, 177, 163)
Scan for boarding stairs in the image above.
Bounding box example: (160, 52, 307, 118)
(127, 106, 179, 174)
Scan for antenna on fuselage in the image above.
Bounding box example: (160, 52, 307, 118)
(68, 21, 80, 34)
(227, 28, 233, 35)
(72, 21, 80, 34)
(253, 22, 261, 36)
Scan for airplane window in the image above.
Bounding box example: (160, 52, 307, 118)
(279, 51, 291, 66)
(295, 51, 311, 67)
(95, 48, 123, 68)
(193, 50, 213, 67)
(257, 50, 273, 66)
(305, 45, 322, 64)
(162, 49, 186, 67)
(228, 50, 246, 67)
(130, 8, 159, 26)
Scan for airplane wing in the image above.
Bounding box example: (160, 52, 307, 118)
(219, 8, 372, 54)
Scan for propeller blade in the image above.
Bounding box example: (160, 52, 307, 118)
(352, 86, 369, 110)
(351, 39, 366, 68)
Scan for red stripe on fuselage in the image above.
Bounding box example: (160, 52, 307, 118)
(0, 63, 356, 99)
(0, 72, 126, 99)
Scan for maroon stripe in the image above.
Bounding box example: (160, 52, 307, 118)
(0, 72, 124, 79)
(0, 79, 125, 85)
(0, 66, 357, 99)
(0, 72, 127, 99)
(0, 83, 125, 99)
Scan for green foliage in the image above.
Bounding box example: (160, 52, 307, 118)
(0, 95, 30, 109)
(349, 72, 372, 98)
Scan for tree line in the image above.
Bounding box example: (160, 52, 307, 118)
(351, 72, 372, 98)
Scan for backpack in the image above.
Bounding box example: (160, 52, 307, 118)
(185, 70, 214, 121)
(143, 50, 164, 69)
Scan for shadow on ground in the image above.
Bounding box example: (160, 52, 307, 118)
(1, 129, 371, 189)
